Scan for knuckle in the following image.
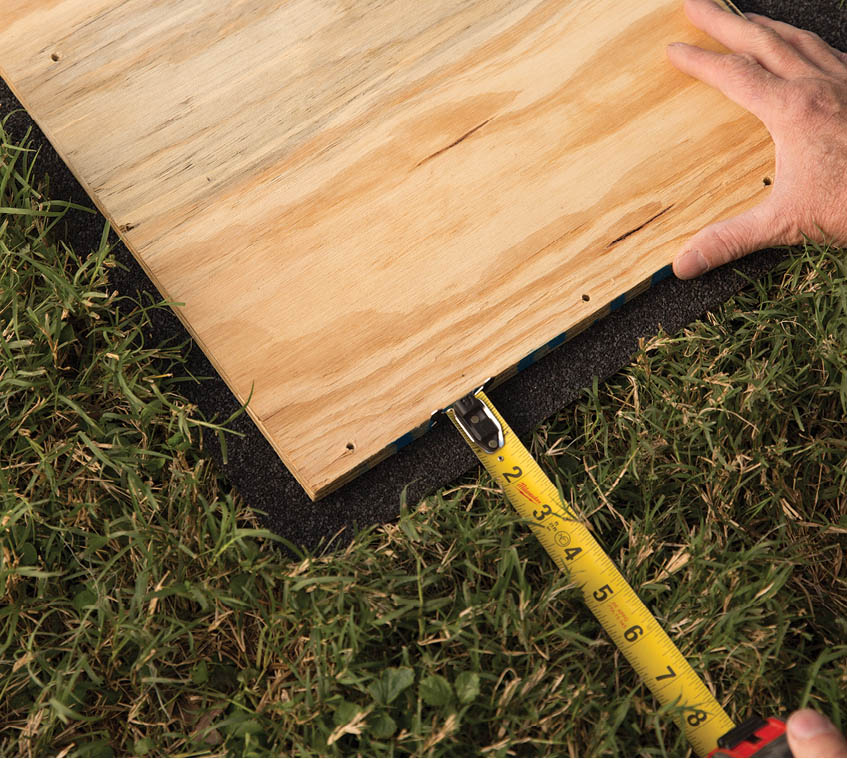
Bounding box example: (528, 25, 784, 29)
(796, 29, 822, 46)
(750, 26, 803, 71)
(728, 52, 758, 68)
(790, 80, 842, 119)
(709, 225, 746, 264)
(723, 54, 764, 96)
(752, 26, 785, 55)
(724, 52, 759, 81)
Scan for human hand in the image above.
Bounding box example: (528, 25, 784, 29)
(666, 0, 847, 279)
(787, 709, 847, 757)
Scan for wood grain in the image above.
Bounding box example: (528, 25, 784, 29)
(0, 0, 774, 499)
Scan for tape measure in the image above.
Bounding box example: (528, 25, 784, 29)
(448, 390, 736, 756)
(443, 8, 795, 755)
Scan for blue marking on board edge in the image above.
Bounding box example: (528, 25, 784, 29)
(389, 415, 439, 451)
(518, 327, 570, 371)
(391, 430, 418, 451)
(609, 293, 627, 312)
(651, 264, 673, 285)
(517, 353, 536, 372)
(544, 331, 568, 352)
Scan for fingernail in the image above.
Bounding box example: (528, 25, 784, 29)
(788, 710, 837, 740)
(674, 249, 709, 278)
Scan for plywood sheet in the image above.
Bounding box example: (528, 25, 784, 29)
(0, 0, 773, 499)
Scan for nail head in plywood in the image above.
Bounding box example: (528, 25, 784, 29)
(0, 0, 773, 499)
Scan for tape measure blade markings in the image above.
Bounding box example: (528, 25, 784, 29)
(448, 391, 734, 756)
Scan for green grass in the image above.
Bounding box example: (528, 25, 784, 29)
(2, 115, 846, 758)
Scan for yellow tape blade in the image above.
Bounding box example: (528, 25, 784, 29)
(448, 391, 734, 756)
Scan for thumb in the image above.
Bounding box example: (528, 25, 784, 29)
(673, 200, 784, 279)
(786, 709, 847, 758)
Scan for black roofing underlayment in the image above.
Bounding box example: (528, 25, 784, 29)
(2, 0, 843, 552)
